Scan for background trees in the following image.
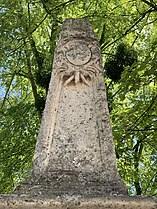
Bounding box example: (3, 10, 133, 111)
(0, 0, 157, 195)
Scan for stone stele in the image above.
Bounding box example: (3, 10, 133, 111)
(19, 18, 127, 196)
(0, 18, 156, 209)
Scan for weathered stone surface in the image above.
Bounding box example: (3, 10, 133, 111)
(13, 18, 127, 196)
(0, 195, 157, 209)
(1, 17, 157, 209)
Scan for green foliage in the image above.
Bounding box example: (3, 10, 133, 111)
(34, 67, 51, 92)
(104, 43, 138, 82)
(0, 0, 157, 196)
(0, 101, 40, 193)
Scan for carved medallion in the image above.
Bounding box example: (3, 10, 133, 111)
(56, 40, 100, 86)
(65, 43, 91, 66)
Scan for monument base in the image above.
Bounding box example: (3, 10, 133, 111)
(0, 195, 156, 209)
(14, 170, 127, 197)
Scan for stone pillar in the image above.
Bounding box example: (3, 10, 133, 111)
(17, 18, 127, 196)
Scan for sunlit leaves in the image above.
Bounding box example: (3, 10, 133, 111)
(0, 100, 40, 193)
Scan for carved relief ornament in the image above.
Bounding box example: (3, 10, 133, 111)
(55, 40, 101, 87)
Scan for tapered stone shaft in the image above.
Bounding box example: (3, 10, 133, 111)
(21, 18, 127, 196)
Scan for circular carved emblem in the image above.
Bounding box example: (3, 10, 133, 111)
(65, 42, 91, 66)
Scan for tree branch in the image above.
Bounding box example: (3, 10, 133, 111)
(27, 2, 31, 27)
(1, 74, 15, 109)
(131, 13, 150, 46)
(31, 13, 49, 34)
(18, 0, 71, 41)
(24, 50, 39, 114)
(131, 127, 157, 131)
(27, 33, 43, 72)
(15, 72, 29, 79)
(134, 141, 143, 195)
(40, 0, 75, 14)
(141, 0, 157, 11)
(99, 23, 106, 46)
(125, 93, 157, 136)
(101, 9, 154, 50)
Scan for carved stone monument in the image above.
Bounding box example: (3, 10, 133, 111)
(16, 18, 127, 196)
(0, 18, 157, 209)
